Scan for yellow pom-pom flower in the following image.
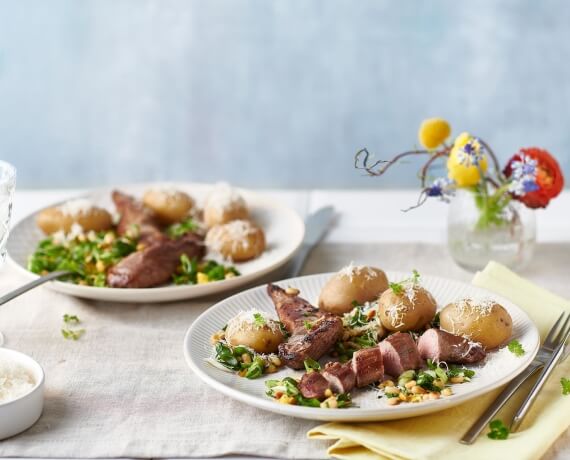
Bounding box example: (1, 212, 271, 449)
(418, 118, 451, 150)
(447, 132, 488, 187)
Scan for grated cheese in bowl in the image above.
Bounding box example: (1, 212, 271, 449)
(0, 360, 36, 404)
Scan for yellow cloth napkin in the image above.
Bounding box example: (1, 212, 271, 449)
(308, 261, 570, 460)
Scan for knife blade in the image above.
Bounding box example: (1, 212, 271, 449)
(287, 206, 335, 278)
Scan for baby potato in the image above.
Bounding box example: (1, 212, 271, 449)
(318, 265, 389, 315)
(36, 201, 113, 235)
(143, 188, 194, 225)
(378, 285, 437, 332)
(204, 184, 249, 227)
(439, 298, 512, 349)
(225, 310, 285, 353)
(205, 220, 265, 262)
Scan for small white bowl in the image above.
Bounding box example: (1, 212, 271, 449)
(0, 348, 45, 440)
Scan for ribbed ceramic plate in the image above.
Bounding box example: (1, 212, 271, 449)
(6, 183, 304, 303)
(184, 271, 540, 422)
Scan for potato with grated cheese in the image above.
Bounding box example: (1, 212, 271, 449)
(225, 310, 285, 353)
(439, 298, 512, 349)
(318, 264, 389, 315)
(378, 284, 437, 332)
(143, 188, 195, 225)
(36, 200, 113, 235)
(206, 220, 265, 261)
(204, 183, 249, 227)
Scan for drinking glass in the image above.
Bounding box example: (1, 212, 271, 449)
(0, 161, 17, 267)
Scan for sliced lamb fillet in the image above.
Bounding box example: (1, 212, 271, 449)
(106, 234, 205, 288)
(267, 283, 322, 335)
(352, 346, 384, 387)
(277, 315, 343, 369)
(112, 190, 164, 245)
(417, 328, 486, 364)
(379, 332, 423, 378)
(299, 371, 330, 399)
(322, 362, 356, 394)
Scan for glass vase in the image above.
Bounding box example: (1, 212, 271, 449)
(447, 189, 536, 272)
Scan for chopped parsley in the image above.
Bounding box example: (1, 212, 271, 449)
(487, 420, 509, 440)
(172, 254, 239, 285)
(253, 313, 266, 328)
(61, 314, 85, 341)
(167, 218, 198, 239)
(348, 305, 369, 327)
(303, 320, 313, 331)
(561, 377, 570, 395)
(389, 269, 421, 295)
(507, 340, 525, 357)
(303, 357, 321, 372)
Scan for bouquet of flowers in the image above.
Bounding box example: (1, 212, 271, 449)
(355, 118, 565, 230)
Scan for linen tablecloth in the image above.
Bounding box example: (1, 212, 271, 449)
(1, 242, 569, 458)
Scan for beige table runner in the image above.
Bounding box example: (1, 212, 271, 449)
(1, 243, 569, 458)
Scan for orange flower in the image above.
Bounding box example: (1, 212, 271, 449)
(503, 148, 564, 208)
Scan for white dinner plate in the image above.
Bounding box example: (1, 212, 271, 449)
(184, 271, 540, 422)
(6, 183, 305, 303)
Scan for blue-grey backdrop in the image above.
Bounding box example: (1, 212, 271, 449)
(0, 0, 569, 189)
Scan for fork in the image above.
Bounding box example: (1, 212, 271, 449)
(460, 312, 570, 444)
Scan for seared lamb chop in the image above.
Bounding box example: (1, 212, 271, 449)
(299, 347, 384, 399)
(379, 332, 423, 378)
(352, 346, 384, 387)
(107, 233, 204, 288)
(322, 361, 357, 393)
(267, 284, 343, 369)
(112, 190, 163, 245)
(417, 328, 486, 364)
(299, 371, 330, 399)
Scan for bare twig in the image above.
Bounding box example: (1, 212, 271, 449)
(355, 148, 431, 177)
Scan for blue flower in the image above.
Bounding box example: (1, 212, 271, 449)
(426, 178, 456, 200)
(508, 154, 539, 196)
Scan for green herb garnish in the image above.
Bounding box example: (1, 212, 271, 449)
(348, 306, 369, 328)
(507, 340, 525, 357)
(390, 269, 421, 295)
(172, 255, 240, 285)
(561, 377, 570, 395)
(63, 314, 80, 324)
(389, 282, 404, 295)
(304, 357, 321, 372)
(487, 420, 509, 440)
(253, 313, 266, 328)
(167, 218, 198, 239)
(244, 357, 265, 379)
(61, 328, 85, 341)
(303, 320, 313, 331)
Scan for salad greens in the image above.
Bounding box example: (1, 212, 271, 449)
(28, 231, 138, 287)
(172, 254, 239, 285)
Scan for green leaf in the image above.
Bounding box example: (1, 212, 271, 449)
(507, 340, 525, 357)
(303, 357, 321, 372)
(389, 282, 404, 295)
(167, 218, 198, 239)
(253, 313, 266, 328)
(487, 419, 509, 440)
(63, 314, 80, 324)
(561, 377, 570, 395)
(61, 328, 85, 341)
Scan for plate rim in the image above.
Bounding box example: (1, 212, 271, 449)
(6, 182, 305, 302)
(183, 271, 540, 422)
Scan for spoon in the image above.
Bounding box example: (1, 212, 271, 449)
(0, 270, 72, 306)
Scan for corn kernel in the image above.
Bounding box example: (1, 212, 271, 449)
(278, 395, 296, 405)
(324, 388, 333, 398)
(450, 376, 464, 384)
(225, 272, 237, 279)
(95, 260, 106, 273)
(411, 385, 427, 395)
(442, 388, 453, 397)
(384, 386, 400, 394)
(266, 364, 277, 374)
(381, 380, 395, 388)
(197, 272, 209, 284)
(285, 287, 300, 296)
(136, 243, 146, 252)
(269, 356, 282, 367)
(387, 397, 400, 406)
(405, 380, 417, 390)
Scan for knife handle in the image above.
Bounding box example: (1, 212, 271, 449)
(287, 243, 314, 278)
(460, 361, 543, 444)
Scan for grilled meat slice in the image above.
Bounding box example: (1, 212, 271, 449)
(322, 361, 356, 393)
(379, 332, 423, 378)
(106, 234, 205, 288)
(352, 346, 384, 387)
(112, 190, 164, 245)
(299, 371, 330, 399)
(267, 284, 322, 335)
(277, 315, 343, 369)
(417, 328, 486, 364)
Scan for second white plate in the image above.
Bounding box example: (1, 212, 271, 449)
(7, 183, 305, 303)
(184, 271, 540, 422)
